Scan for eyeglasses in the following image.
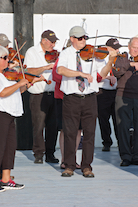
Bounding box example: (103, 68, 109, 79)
(0, 55, 8, 60)
(73, 35, 89, 41)
(45, 38, 56, 44)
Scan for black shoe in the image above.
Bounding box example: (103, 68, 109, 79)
(102, 146, 110, 151)
(34, 156, 43, 164)
(131, 160, 138, 165)
(45, 154, 59, 163)
(120, 160, 131, 167)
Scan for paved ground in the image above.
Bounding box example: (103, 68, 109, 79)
(0, 147, 138, 207)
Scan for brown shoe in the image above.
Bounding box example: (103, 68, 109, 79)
(83, 168, 94, 178)
(61, 168, 74, 177)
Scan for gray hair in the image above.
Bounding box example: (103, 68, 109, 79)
(0, 46, 9, 57)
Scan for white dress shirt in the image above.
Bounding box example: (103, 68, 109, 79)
(0, 73, 23, 117)
(57, 45, 106, 95)
(24, 43, 55, 94)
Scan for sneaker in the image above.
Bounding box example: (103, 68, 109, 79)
(0, 179, 25, 190)
(0, 186, 6, 192)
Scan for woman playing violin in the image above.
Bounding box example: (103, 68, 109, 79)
(0, 33, 19, 181)
(0, 46, 45, 192)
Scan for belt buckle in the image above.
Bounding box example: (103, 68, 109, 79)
(81, 94, 85, 99)
(47, 91, 51, 95)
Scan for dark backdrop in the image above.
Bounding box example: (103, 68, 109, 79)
(0, 0, 138, 14)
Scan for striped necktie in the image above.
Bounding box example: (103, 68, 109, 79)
(76, 51, 85, 92)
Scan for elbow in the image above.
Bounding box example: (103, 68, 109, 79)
(57, 66, 63, 75)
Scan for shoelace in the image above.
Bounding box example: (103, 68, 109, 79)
(8, 179, 16, 186)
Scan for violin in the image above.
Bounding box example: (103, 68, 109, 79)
(45, 50, 59, 63)
(132, 56, 138, 62)
(80, 45, 109, 61)
(80, 44, 126, 62)
(3, 69, 51, 85)
(8, 47, 24, 64)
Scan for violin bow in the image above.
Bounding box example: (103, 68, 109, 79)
(11, 41, 27, 62)
(14, 38, 25, 79)
(90, 29, 98, 75)
(88, 35, 130, 40)
(82, 18, 86, 28)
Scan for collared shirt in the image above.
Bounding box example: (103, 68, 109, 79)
(97, 76, 117, 90)
(0, 73, 23, 117)
(57, 45, 106, 95)
(97, 58, 117, 90)
(24, 43, 55, 94)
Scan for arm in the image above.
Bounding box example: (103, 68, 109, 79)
(24, 47, 54, 75)
(100, 48, 118, 78)
(130, 62, 138, 70)
(104, 75, 117, 86)
(112, 52, 131, 79)
(20, 75, 46, 93)
(0, 79, 29, 97)
(57, 66, 93, 83)
(100, 54, 117, 78)
(27, 64, 54, 76)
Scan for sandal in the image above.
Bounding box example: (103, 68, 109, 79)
(60, 162, 65, 169)
(76, 163, 81, 169)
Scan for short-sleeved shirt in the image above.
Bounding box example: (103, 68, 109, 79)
(24, 43, 55, 94)
(0, 73, 23, 117)
(57, 45, 106, 95)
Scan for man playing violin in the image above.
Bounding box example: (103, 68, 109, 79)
(24, 30, 59, 164)
(96, 38, 121, 152)
(57, 26, 117, 177)
(113, 36, 138, 166)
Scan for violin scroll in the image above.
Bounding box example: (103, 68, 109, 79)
(8, 47, 24, 64)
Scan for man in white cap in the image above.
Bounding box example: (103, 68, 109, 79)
(57, 26, 118, 177)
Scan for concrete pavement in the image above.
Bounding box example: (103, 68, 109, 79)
(0, 147, 138, 207)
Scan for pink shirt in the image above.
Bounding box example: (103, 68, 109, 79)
(52, 58, 63, 100)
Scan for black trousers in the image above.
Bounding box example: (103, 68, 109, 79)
(63, 93, 98, 172)
(115, 96, 138, 161)
(0, 112, 16, 170)
(30, 92, 58, 157)
(97, 88, 118, 147)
